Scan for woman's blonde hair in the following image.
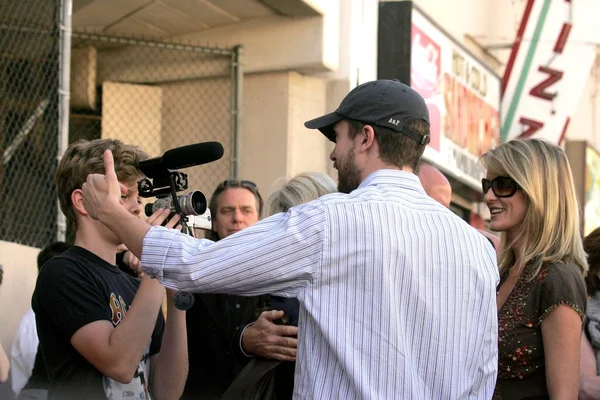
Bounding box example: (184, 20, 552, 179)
(265, 172, 337, 216)
(480, 138, 588, 279)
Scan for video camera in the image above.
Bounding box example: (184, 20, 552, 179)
(137, 142, 224, 234)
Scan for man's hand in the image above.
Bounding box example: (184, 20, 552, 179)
(241, 310, 298, 362)
(82, 150, 126, 220)
(118, 209, 183, 277)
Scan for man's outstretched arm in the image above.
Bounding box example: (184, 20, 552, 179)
(83, 149, 325, 298)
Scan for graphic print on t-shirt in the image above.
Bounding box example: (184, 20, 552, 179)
(104, 292, 153, 400)
(109, 292, 128, 325)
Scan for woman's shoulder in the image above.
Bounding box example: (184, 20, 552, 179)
(536, 262, 587, 322)
(544, 262, 585, 282)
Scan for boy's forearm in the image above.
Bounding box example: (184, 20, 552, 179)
(108, 277, 165, 380)
(151, 297, 188, 400)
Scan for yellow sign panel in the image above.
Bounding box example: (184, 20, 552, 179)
(585, 146, 600, 235)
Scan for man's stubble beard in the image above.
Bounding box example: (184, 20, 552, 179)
(336, 149, 362, 194)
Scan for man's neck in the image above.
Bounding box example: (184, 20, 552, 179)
(74, 224, 118, 265)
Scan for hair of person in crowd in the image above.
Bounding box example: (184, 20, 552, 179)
(265, 172, 337, 217)
(37, 242, 71, 272)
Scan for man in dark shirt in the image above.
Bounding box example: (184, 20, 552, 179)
(182, 179, 298, 399)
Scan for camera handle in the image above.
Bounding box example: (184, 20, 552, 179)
(166, 173, 196, 311)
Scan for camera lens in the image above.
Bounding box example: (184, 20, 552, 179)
(180, 191, 207, 216)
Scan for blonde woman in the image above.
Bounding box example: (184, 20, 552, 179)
(481, 139, 587, 399)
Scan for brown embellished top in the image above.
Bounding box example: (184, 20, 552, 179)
(494, 263, 586, 400)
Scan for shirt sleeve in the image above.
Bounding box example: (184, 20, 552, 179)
(140, 200, 327, 298)
(539, 263, 587, 324)
(32, 258, 111, 340)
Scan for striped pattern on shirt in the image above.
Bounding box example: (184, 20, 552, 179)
(141, 169, 499, 399)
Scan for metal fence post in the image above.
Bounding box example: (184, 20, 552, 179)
(57, 0, 73, 242)
(230, 45, 243, 179)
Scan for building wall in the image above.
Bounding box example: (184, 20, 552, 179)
(101, 82, 163, 157)
(239, 71, 329, 195)
(160, 79, 233, 195)
(568, 53, 600, 149)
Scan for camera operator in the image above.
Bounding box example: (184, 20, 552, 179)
(182, 179, 297, 399)
(33, 139, 188, 400)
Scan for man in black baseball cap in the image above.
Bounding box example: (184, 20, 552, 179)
(83, 78, 500, 399)
(305, 79, 431, 193)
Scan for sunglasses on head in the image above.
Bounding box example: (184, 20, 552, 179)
(217, 179, 258, 191)
(481, 176, 520, 198)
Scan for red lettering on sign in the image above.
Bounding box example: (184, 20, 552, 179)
(554, 23, 572, 53)
(518, 117, 544, 138)
(530, 66, 563, 101)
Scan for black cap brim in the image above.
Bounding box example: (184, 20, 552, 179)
(304, 112, 343, 142)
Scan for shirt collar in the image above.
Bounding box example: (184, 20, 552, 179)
(358, 169, 426, 194)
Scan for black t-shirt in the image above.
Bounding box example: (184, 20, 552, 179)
(32, 246, 165, 400)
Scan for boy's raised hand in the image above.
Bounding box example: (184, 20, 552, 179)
(82, 149, 127, 220)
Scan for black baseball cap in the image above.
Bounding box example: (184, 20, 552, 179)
(304, 79, 431, 145)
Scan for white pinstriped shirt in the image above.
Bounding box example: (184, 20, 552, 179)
(141, 170, 499, 399)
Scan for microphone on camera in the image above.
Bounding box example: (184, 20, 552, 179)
(140, 142, 224, 178)
(162, 142, 224, 170)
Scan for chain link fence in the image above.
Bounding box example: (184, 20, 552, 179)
(67, 32, 240, 240)
(0, 0, 60, 248)
(0, 1, 241, 247)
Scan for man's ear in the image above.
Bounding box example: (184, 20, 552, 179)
(71, 189, 89, 217)
(358, 125, 376, 152)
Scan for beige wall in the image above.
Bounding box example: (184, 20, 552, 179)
(567, 54, 600, 149)
(240, 72, 330, 195)
(0, 241, 40, 398)
(241, 72, 292, 194)
(175, 15, 335, 75)
(160, 79, 232, 197)
(287, 72, 329, 176)
(70, 46, 98, 111)
(97, 47, 231, 84)
(101, 82, 163, 157)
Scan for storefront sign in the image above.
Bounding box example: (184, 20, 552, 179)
(410, 8, 501, 189)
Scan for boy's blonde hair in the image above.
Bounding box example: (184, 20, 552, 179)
(56, 139, 148, 232)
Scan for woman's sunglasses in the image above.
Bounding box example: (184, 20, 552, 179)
(481, 176, 520, 198)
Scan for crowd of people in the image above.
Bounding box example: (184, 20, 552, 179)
(1, 79, 599, 399)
